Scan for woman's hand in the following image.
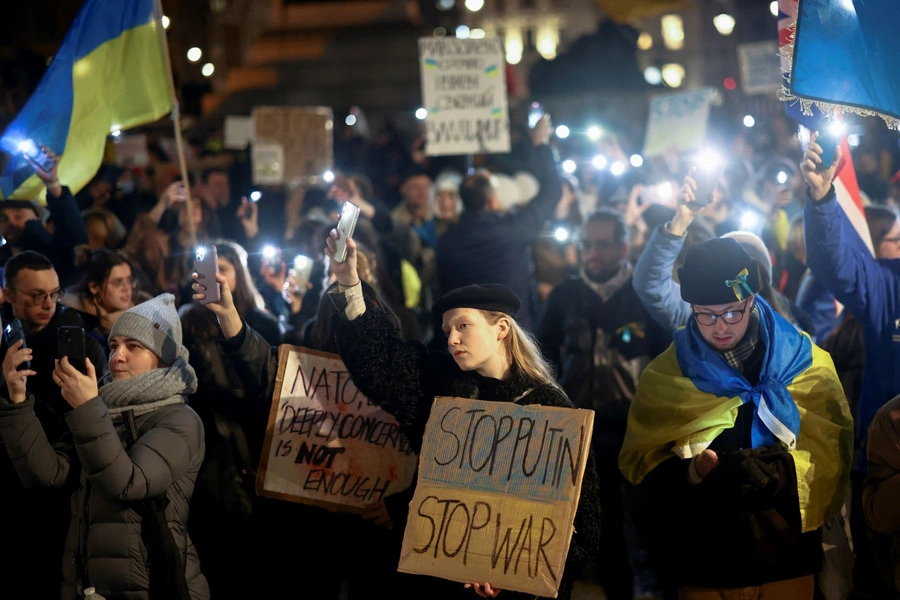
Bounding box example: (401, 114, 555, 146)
(693, 449, 720, 479)
(801, 131, 842, 202)
(192, 271, 242, 339)
(54, 357, 98, 409)
(362, 501, 393, 530)
(2, 340, 35, 404)
(324, 230, 360, 287)
(464, 582, 502, 598)
(160, 181, 188, 209)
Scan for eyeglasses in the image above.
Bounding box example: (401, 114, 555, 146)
(11, 288, 61, 306)
(881, 236, 900, 246)
(579, 240, 617, 251)
(693, 303, 750, 326)
(108, 277, 137, 290)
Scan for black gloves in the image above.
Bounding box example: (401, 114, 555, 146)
(701, 444, 791, 510)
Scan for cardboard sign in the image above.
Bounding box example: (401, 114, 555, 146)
(419, 38, 511, 156)
(643, 88, 714, 157)
(257, 346, 418, 512)
(738, 41, 782, 95)
(398, 397, 594, 597)
(251, 106, 333, 184)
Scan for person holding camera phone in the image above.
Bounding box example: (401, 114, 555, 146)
(620, 235, 852, 600)
(0, 293, 209, 599)
(0, 144, 89, 288)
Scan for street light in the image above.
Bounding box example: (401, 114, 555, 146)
(415, 108, 428, 120)
(201, 63, 215, 77)
(644, 66, 662, 85)
(661, 63, 685, 88)
(187, 47, 202, 62)
(465, 0, 484, 11)
(743, 115, 756, 128)
(456, 25, 470, 39)
(161, 15, 170, 29)
(770, 1, 779, 16)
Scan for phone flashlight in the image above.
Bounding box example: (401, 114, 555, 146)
(554, 227, 570, 243)
(262, 245, 278, 261)
(528, 102, 544, 129)
(250, 191, 262, 202)
(818, 121, 846, 170)
(196, 247, 206, 261)
(294, 255, 312, 271)
(323, 170, 335, 184)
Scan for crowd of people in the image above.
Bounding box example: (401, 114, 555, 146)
(2, 104, 900, 600)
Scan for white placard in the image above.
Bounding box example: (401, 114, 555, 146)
(643, 88, 714, 158)
(419, 37, 510, 156)
(251, 142, 284, 185)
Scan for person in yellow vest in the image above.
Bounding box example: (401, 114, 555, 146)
(619, 236, 852, 600)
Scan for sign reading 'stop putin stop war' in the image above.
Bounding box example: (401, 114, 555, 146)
(419, 37, 511, 156)
(398, 397, 594, 597)
(257, 346, 418, 512)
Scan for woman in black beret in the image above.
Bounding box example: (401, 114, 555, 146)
(319, 233, 602, 600)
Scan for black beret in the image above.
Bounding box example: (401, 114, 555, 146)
(678, 237, 760, 306)
(432, 284, 521, 322)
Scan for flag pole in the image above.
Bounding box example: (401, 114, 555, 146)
(153, 0, 197, 248)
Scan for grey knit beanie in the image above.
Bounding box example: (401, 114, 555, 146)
(109, 293, 183, 366)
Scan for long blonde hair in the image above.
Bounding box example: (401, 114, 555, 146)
(484, 311, 561, 392)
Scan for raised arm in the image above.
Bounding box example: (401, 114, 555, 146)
(505, 116, 563, 237)
(802, 132, 894, 326)
(633, 169, 718, 331)
(0, 342, 75, 489)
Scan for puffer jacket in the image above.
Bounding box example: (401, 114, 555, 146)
(0, 395, 208, 600)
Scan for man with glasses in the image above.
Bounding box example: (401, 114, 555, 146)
(538, 208, 669, 599)
(620, 236, 852, 600)
(0, 251, 106, 596)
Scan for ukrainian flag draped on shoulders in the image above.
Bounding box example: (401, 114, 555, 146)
(0, 0, 172, 202)
(619, 297, 853, 533)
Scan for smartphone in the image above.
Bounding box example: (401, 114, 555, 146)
(292, 255, 314, 286)
(19, 139, 54, 173)
(58, 326, 87, 375)
(690, 161, 727, 209)
(818, 134, 840, 170)
(528, 102, 544, 129)
(333, 202, 361, 263)
(194, 245, 221, 304)
(3, 319, 30, 371)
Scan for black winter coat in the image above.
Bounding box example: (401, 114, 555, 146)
(334, 306, 602, 600)
(437, 145, 562, 330)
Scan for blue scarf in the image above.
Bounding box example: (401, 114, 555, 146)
(674, 297, 810, 450)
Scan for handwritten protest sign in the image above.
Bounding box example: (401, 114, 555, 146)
(643, 88, 714, 157)
(419, 37, 510, 156)
(738, 41, 782, 95)
(398, 397, 594, 597)
(251, 106, 333, 185)
(257, 346, 418, 512)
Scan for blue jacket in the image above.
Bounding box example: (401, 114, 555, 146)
(804, 185, 900, 465)
(437, 145, 561, 330)
(796, 274, 842, 343)
(632, 224, 693, 332)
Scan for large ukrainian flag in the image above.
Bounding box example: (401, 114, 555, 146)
(0, 0, 172, 202)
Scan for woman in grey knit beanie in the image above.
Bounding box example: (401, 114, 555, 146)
(0, 293, 209, 600)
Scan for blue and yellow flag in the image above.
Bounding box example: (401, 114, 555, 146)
(0, 0, 172, 202)
(619, 298, 853, 532)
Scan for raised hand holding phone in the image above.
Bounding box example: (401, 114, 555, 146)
(325, 231, 359, 288)
(801, 131, 842, 202)
(2, 340, 35, 405)
(20, 141, 62, 197)
(333, 202, 361, 264)
(194, 246, 221, 304)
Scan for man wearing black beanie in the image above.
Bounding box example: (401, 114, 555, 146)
(620, 236, 852, 600)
